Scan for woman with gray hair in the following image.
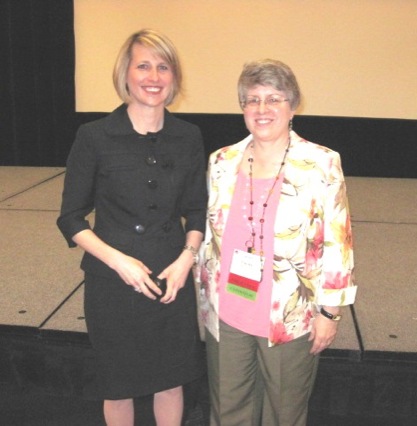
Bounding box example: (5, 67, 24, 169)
(58, 29, 207, 426)
(200, 59, 357, 425)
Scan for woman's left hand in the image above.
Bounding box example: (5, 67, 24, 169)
(157, 250, 194, 304)
(309, 314, 339, 355)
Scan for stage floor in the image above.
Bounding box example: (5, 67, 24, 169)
(1, 166, 417, 424)
(1, 166, 417, 356)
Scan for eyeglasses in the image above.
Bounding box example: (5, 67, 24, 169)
(242, 95, 289, 109)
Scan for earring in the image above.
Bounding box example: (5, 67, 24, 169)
(289, 119, 293, 132)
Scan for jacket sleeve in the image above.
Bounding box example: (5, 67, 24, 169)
(56, 125, 97, 247)
(180, 128, 208, 235)
(316, 151, 357, 306)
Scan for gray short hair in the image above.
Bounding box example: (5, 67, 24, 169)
(238, 59, 301, 110)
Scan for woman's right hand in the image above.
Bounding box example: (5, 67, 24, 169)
(72, 229, 162, 300)
(111, 252, 162, 299)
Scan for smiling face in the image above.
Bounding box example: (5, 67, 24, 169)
(126, 43, 174, 110)
(242, 85, 295, 143)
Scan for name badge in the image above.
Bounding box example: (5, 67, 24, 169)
(226, 249, 262, 301)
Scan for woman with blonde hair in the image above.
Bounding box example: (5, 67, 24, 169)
(58, 29, 207, 425)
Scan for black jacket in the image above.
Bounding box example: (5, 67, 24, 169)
(57, 104, 207, 278)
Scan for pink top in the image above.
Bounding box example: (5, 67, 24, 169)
(219, 170, 284, 337)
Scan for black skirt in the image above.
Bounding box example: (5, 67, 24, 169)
(83, 270, 205, 400)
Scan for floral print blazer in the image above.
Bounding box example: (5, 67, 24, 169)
(198, 131, 357, 347)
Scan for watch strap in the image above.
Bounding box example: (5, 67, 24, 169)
(320, 307, 342, 321)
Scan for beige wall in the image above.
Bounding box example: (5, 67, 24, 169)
(74, 0, 417, 119)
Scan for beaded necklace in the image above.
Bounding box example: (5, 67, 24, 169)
(246, 137, 291, 275)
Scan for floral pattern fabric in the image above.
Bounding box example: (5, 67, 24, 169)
(198, 131, 357, 347)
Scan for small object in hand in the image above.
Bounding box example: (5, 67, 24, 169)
(147, 274, 167, 299)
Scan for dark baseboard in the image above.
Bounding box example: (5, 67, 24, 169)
(1, 325, 416, 422)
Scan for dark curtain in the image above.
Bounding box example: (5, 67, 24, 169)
(0, 0, 75, 166)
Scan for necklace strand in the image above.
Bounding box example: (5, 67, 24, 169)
(246, 137, 291, 274)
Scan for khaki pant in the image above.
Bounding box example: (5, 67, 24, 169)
(206, 321, 319, 426)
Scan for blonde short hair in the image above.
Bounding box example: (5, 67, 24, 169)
(113, 29, 182, 105)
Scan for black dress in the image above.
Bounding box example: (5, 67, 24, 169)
(57, 105, 207, 400)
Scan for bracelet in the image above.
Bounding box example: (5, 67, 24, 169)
(320, 307, 342, 322)
(183, 245, 198, 266)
